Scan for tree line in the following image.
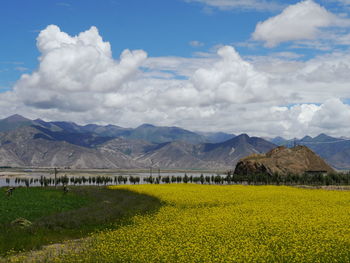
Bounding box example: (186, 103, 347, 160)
(3, 171, 350, 187)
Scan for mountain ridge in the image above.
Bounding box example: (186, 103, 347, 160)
(0, 115, 349, 169)
(0, 123, 276, 169)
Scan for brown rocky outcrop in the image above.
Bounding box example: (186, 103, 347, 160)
(234, 145, 335, 176)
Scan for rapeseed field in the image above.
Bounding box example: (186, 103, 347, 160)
(7, 185, 350, 262)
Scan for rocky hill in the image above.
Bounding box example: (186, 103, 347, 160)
(234, 146, 335, 176)
(269, 134, 350, 169)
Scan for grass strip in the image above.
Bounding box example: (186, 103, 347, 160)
(0, 186, 162, 256)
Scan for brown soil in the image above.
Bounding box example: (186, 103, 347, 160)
(234, 145, 335, 176)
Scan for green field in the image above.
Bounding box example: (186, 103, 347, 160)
(0, 186, 161, 257)
(2, 184, 350, 262)
(0, 187, 89, 225)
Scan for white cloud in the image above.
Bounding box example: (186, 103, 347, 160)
(335, 32, 350, 44)
(0, 61, 24, 65)
(270, 52, 304, 60)
(251, 47, 350, 90)
(14, 25, 147, 111)
(190, 46, 279, 104)
(1, 25, 350, 139)
(185, 0, 282, 11)
(143, 56, 215, 78)
(15, 67, 28, 72)
(253, 0, 350, 47)
(310, 98, 350, 129)
(322, 0, 350, 6)
(56, 2, 71, 7)
(103, 46, 279, 124)
(189, 40, 204, 47)
(268, 99, 350, 138)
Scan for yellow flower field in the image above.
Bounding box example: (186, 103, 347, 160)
(8, 185, 350, 262)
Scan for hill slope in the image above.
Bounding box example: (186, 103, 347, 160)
(234, 145, 335, 176)
(0, 126, 140, 168)
(129, 134, 277, 169)
(270, 134, 350, 169)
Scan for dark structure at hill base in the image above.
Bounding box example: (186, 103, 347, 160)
(234, 145, 335, 176)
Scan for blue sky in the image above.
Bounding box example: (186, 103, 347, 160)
(1, 0, 347, 88)
(0, 0, 296, 88)
(0, 0, 350, 138)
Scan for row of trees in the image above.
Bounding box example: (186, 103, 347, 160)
(4, 171, 350, 187)
(226, 171, 350, 186)
(7, 175, 130, 187)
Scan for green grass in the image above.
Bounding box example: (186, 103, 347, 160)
(0, 187, 89, 224)
(0, 186, 162, 256)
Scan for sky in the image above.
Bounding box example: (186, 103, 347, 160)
(1, 0, 350, 138)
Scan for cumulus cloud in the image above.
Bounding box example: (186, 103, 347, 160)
(253, 0, 350, 47)
(14, 25, 147, 111)
(190, 46, 279, 104)
(1, 25, 350, 138)
(254, 50, 350, 104)
(143, 56, 215, 78)
(103, 46, 278, 121)
(268, 99, 350, 137)
(310, 98, 350, 129)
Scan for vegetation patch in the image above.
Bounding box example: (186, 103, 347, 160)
(0, 186, 162, 257)
(0, 187, 89, 225)
(12, 184, 349, 263)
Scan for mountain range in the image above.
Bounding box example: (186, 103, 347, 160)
(0, 114, 348, 170)
(0, 115, 228, 145)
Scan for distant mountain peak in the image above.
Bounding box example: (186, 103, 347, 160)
(301, 135, 313, 141)
(54, 120, 77, 125)
(106, 124, 121, 128)
(274, 136, 285, 140)
(137, 123, 156, 129)
(220, 133, 250, 146)
(2, 114, 30, 123)
(83, 124, 99, 128)
(270, 136, 288, 146)
(236, 133, 249, 137)
(236, 133, 250, 140)
(315, 133, 328, 137)
(313, 133, 337, 142)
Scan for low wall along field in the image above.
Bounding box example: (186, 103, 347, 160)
(6, 184, 350, 262)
